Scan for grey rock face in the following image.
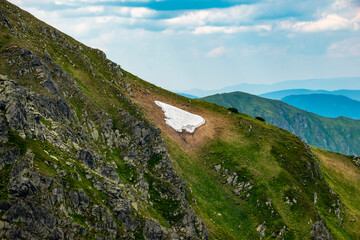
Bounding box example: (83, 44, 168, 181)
(0, 9, 12, 29)
(8, 177, 38, 198)
(143, 219, 168, 240)
(3, 149, 20, 165)
(0, 148, 19, 171)
(310, 220, 333, 240)
(0, 72, 208, 239)
(0, 115, 8, 143)
(78, 150, 100, 169)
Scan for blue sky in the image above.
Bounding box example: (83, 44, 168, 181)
(9, 0, 360, 91)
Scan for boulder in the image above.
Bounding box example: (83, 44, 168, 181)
(310, 220, 333, 240)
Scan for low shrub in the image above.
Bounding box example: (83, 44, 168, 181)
(228, 107, 239, 113)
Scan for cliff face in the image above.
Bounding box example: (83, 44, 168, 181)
(0, 1, 207, 239)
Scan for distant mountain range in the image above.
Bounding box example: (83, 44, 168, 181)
(282, 94, 360, 119)
(179, 77, 360, 97)
(175, 92, 199, 99)
(260, 89, 360, 101)
(202, 91, 360, 155)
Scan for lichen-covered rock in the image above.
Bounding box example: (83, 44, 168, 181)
(0, 8, 12, 29)
(354, 156, 360, 167)
(143, 219, 169, 240)
(255, 222, 266, 237)
(0, 148, 19, 171)
(310, 220, 333, 240)
(0, 115, 8, 143)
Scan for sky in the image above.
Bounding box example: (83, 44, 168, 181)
(8, 0, 360, 91)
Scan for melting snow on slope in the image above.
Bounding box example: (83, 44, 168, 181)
(155, 101, 205, 133)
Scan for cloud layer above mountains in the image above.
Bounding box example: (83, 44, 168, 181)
(10, 0, 360, 91)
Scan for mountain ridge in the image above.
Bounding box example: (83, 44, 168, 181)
(260, 89, 360, 101)
(202, 91, 360, 155)
(179, 77, 360, 97)
(282, 94, 360, 119)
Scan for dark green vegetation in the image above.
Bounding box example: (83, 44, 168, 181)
(175, 92, 199, 99)
(260, 89, 360, 101)
(227, 107, 238, 113)
(0, 1, 359, 239)
(255, 116, 265, 122)
(202, 91, 360, 155)
(282, 94, 360, 119)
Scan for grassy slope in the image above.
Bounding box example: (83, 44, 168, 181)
(1, 1, 359, 239)
(312, 148, 360, 237)
(126, 75, 359, 239)
(202, 91, 360, 155)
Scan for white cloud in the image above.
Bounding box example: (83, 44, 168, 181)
(328, 38, 360, 57)
(331, 0, 358, 10)
(113, 6, 156, 18)
(193, 25, 271, 34)
(280, 14, 356, 32)
(165, 5, 256, 27)
(206, 46, 225, 57)
(8, 0, 22, 4)
(83, 6, 104, 14)
(352, 9, 360, 23)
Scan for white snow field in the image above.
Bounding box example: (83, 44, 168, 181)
(155, 101, 205, 133)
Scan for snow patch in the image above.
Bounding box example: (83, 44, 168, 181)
(155, 101, 205, 133)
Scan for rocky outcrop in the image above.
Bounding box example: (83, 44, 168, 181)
(0, 115, 8, 143)
(0, 1, 208, 237)
(0, 71, 208, 239)
(255, 222, 266, 237)
(0, 9, 12, 29)
(213, 163, 254, 198)
(310, 220, 334, 240)
(353, 156, 360, 167)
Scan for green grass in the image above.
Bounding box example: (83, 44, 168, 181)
(313, 147, 360, 239)
(69, 214, 87, 227)
(145, 173, 184, 225)
(147, 155, 162, 172)
(0, 163, 13, 200)
(39, 117, 53, 129)
(0, 32, 11, 51)
(7, 129, 27, 155)
(154, 109, 347, 239)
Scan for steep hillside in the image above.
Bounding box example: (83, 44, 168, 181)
(260, 89, 360, 101)
(0, 1, 208, 239)
(202, 92, 360, 155)
(312, 148, 360, 238)
(0, 1, 359, 240)
(282, 94, 360, 119)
